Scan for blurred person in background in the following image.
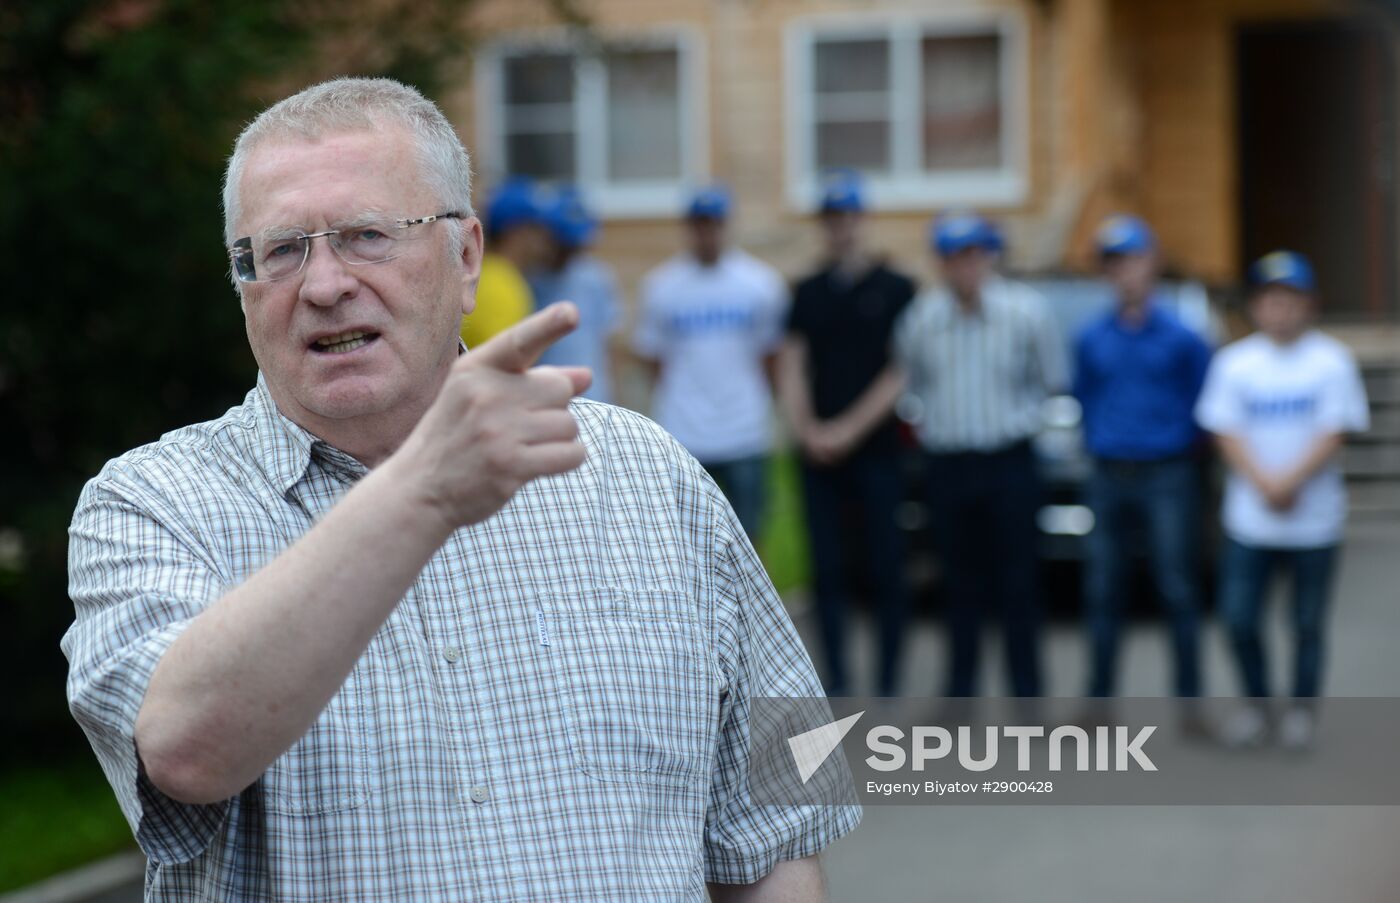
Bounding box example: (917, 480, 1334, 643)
(529, 187, 622, 404)
(778, 170, 915, 697)
(461, 176, 544, 348)
(1073, 215, 1212, 720)
(893, 212, 1068, 699)
(632, 186, 788, 541)
(1196, 251, 1370, 750)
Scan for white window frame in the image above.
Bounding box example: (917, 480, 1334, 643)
(475, 27, 708, 219)
(784, 9, 1029, 212)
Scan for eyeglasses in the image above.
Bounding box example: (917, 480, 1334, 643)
(229, 211, 464, 284)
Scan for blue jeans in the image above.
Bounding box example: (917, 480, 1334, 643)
(1218, 539, 1339, 699)
(801, 451, 910, 696)
(702, 456, 768, 543)
(925, 442, 1043, 698)
(1084, 457, 1202, 697)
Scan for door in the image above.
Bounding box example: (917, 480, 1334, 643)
(1237, 20, 1396, 320)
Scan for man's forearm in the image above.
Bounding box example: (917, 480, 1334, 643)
(776, 339, 815, 436)
(1215, 433, 1268, 488)
(708, 856, 826, 902)
(829, 365, 906, 446)
(135, 450, 452, 804)
(1216, 431, 1344, 494)
(1280, 432, 1345, 492)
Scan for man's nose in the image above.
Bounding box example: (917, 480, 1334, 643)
(298, 237, 359, 307)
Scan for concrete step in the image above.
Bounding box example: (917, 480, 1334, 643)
(1342, 444, 1400, 476)
(1363, 366, 1400, 407)
(1350, 481, 1400, 517)
(1349, 407, 1400, 441)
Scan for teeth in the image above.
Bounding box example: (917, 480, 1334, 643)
(315, 330, 366, 347)
(316, 334, 373, 354)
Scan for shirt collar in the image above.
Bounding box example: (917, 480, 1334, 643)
(823, 257, 881, 291)
(1112, 296, 1166, 333)
(251, 372, 321, 498)
(686, 249, 733, 271)
(251, 339, 468, 498)
(937, 276, 1004, 321)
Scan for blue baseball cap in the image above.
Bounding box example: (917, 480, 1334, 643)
(1249, 250, 1316, 293)
(818, 169, 865, 214)
(1095, 214, 1155, 256)
(486, 177, 545, 234)
(545, 186, 598, 248)
(686, 185, 731, 220)
(930, 211, 1003, 256)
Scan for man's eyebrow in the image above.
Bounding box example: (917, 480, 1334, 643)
(333, 208, 393, 229)
(256, 223, 307, 243)
(252, 209, 394, 242)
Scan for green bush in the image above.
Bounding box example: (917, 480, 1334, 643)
(0, 759, 132, 893)
(760, 451, 811, 596)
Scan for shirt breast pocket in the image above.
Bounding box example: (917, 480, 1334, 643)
(540, 588, 717, 787)
(258, 665, 369, 815)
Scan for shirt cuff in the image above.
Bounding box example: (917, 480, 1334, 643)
(704, 803, 863, 885)
(76, 618, 231, 864)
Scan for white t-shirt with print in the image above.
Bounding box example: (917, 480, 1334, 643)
(1195, 330, 1370, 548)
(632, 249, 788, 463)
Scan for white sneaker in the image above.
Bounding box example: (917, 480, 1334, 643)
(1219, 704, 1270, 749)
(1278, 706, 1316, 752)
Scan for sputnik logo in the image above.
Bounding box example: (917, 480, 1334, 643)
(788, 711, 865, 784)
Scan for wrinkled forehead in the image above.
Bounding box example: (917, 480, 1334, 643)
(236, 127, 431, 237)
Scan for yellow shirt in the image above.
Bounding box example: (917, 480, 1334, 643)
(461, 255, 533, 350)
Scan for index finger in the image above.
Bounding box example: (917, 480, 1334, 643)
(469, 302, 580, 373)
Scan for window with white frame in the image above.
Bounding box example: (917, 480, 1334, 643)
(788, 14, 1027, 211)
(479, 33, 704, 217)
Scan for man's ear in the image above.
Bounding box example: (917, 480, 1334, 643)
(459, 216, 484, 318)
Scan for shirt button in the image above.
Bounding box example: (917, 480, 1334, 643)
(443, 646, 461, 663)
(470, 785, 489, 804)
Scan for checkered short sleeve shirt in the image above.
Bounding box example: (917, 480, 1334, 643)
(62, 374, 860, 901)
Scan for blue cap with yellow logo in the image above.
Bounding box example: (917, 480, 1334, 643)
(1095, 214, 1155, 256)
(930, 211, 1003, 256)
(1249, 250, 1316, 293)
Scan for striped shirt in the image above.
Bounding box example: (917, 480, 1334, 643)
(62, 372, 858, 901)
(894, 277, 1068, 453)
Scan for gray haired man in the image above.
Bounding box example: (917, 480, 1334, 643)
(63, 78, 855, 901)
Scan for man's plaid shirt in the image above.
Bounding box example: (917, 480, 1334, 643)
(63, 373, 859, 901)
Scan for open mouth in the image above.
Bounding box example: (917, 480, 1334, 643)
(309, 330, 381, 355)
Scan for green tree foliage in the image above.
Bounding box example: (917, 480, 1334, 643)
(0, 0, 499, 759)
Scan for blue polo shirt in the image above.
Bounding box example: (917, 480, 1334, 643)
(1073, 301, 1212, 460)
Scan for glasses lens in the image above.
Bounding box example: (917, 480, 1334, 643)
(334, 223, 397, 265)
(256, 235, 309, 281)
(231, 237, 258, 283)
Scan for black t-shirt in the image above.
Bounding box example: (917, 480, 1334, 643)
(787, 260, 917, 455)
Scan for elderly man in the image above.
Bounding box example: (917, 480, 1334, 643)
(62, 78, 855, 901)
(894, 212, 1067, 700)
